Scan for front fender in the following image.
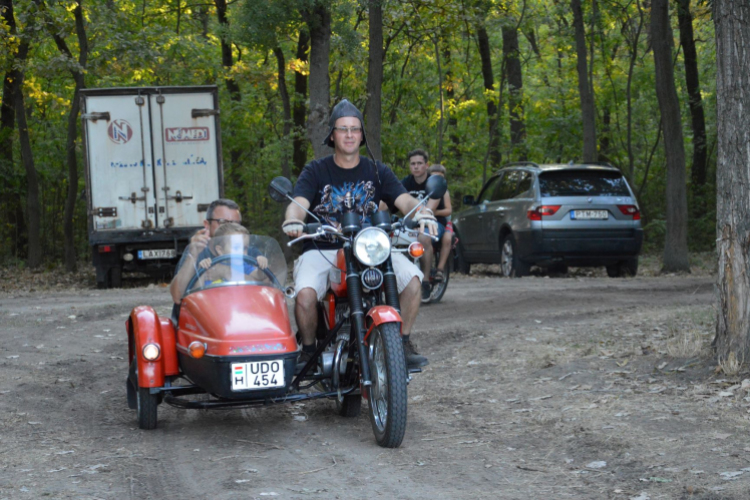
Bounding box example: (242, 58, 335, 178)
(365, 305, 402, 340)
(127, 306, 165, 388)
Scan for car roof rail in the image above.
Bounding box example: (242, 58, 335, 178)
(503, 161, 541, 169)
(574, 160, 620, 170)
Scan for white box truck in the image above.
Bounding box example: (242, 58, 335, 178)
(80, 86, 224, 288)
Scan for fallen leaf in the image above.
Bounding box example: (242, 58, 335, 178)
(714, 433, 732, 440)
(719, 471, 743, 480)
(586, 461, 607, 469)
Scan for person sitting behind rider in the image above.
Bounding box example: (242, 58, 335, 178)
(197, 223, 269, 285)
(427, 164, 453, 282)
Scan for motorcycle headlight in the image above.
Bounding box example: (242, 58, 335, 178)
(353, 227, 391, 266)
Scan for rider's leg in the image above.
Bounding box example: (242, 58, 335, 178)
(295, 288, 318, 347)
(417, 232, 433, 277)
(292, 250, 336, 349)
(399, 277, 421, 336)
(437, 231, 452, 272)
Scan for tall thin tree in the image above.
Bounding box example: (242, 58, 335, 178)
(651, 0, 689, 272)
(571, 0, 597, 161)
(364, 0, 384, 161)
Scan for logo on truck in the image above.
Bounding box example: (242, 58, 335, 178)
(108, 119, 133, 144)
(165, 127, 210, 142)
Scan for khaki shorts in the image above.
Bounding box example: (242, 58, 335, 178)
(293, 249, 423, 301)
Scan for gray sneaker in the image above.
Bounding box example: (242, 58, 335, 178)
(403, 339, 429, 369)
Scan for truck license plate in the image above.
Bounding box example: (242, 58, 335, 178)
(137, 249, 176, 260)
(572, 210, 608, 220)
(231, 360, 285, 391)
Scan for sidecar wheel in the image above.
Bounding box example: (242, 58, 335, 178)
(137, 386, 158, 430)
(366, 322, 407, 448)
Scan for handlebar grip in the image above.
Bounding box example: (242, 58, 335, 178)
(305, 223, 321, 234)
(403, 218, 418, 230)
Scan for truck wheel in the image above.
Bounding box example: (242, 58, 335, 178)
(110, 266, 122, 288)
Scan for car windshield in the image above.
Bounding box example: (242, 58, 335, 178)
(185, 234, 287, 295)
(539, 170, 631, 197)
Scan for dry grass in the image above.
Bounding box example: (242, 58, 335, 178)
(718, 351, 743, 376)
(666, 324, 704, 358)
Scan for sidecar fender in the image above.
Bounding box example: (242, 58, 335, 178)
(126, 306, 176, 388)
(365, 305, 402, 340)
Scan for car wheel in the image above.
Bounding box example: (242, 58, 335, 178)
(500, 234, 530, 278)
(454, 242, 471, 275)
(606, 258, 638, 278)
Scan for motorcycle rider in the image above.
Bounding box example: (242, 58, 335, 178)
(282, 99, 437, 370)
(427, 163, 453, 281)
(401, 150, 448, 302)
(169, 199, 242, 303)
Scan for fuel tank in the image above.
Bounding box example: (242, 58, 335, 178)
(177, 285, 296, 357)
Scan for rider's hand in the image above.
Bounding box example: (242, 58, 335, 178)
(282, 218, 305, 238)
(256, 255, 269, 269)
(190, 227, 210, 253)
(414, 208, 438, 236)
(198, 258, 212, 269)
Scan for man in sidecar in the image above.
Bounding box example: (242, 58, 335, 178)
(281, 99, 438, 370)
(169, 198, 242, 303)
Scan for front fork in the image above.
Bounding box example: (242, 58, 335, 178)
(343, 243, 372, 387)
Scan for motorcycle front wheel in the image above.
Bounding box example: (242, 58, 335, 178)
(366, 321, 407, 448)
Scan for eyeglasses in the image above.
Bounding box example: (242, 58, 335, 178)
(333, 126, 362, 134)
(207, 218, 241, 225)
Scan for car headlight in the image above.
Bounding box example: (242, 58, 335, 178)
(353, 227, 391, 266)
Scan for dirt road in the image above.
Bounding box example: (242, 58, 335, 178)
(2, 273, 749, 499)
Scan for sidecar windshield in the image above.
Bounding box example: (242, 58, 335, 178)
(184, 234, 287, 296)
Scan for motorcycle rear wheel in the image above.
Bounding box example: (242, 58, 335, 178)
(366, 322, 407, 448)
(429, 249, 451, 304)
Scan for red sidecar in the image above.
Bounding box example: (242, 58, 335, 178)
(125, 234, 343, 429)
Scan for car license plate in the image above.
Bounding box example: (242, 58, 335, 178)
(572, 210, 608, 220)
(137, 249, 176, 260)
(231, 360, 285, 391)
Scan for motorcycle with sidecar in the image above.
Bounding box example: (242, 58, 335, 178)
(124, 176, 446, 448)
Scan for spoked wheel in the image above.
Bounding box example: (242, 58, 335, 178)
(133, 360, 158, 430)
(429, 249, 451, 303)
(366, 322, 407, 448)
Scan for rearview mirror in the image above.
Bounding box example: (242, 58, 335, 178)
(269, 177, 293, 203)
(426, 175, 447, 200)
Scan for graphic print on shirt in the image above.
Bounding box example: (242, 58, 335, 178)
(313, 181, 378, 241)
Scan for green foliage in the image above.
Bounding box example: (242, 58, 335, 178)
(0, 0, 719, 267)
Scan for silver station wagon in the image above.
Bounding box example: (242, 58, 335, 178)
(452, 162, 643, 278)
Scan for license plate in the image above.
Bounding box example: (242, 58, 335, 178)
(572, 210, 608, 220)
(137, 249, 176, 260)
(231, 360, 285, 391)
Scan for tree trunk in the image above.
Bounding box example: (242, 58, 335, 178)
(364, 0, 383, 161)
(477, 24, 500, 171)
(502, 25, 525, 161)
(571, 0, 597, 162)
(15, 70, 41, 269)
(443, 39, 460, 162)
(304, 4, 332, 160)
(273, 47, 292, 179)
(214, 0, 243, 196)
(624, 3, 644, 180)
(676, 0, 708, 206)
(651, 0, 689, 272)
(714, 0, 750, 361)
(42, 0, 88, 271)
(0, 0, 26, 260)
(293, 30, 309, 175)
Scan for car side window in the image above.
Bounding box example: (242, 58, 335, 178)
(478, 176, 501, 203)
(513, 172, 533, 198)
(493, 171, 520, 201)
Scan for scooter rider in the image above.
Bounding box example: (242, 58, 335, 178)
(282, 99, 437, 370)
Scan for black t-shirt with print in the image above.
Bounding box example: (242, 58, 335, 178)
(294, 155, 406, 252)
(401, 174, 447, 226)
